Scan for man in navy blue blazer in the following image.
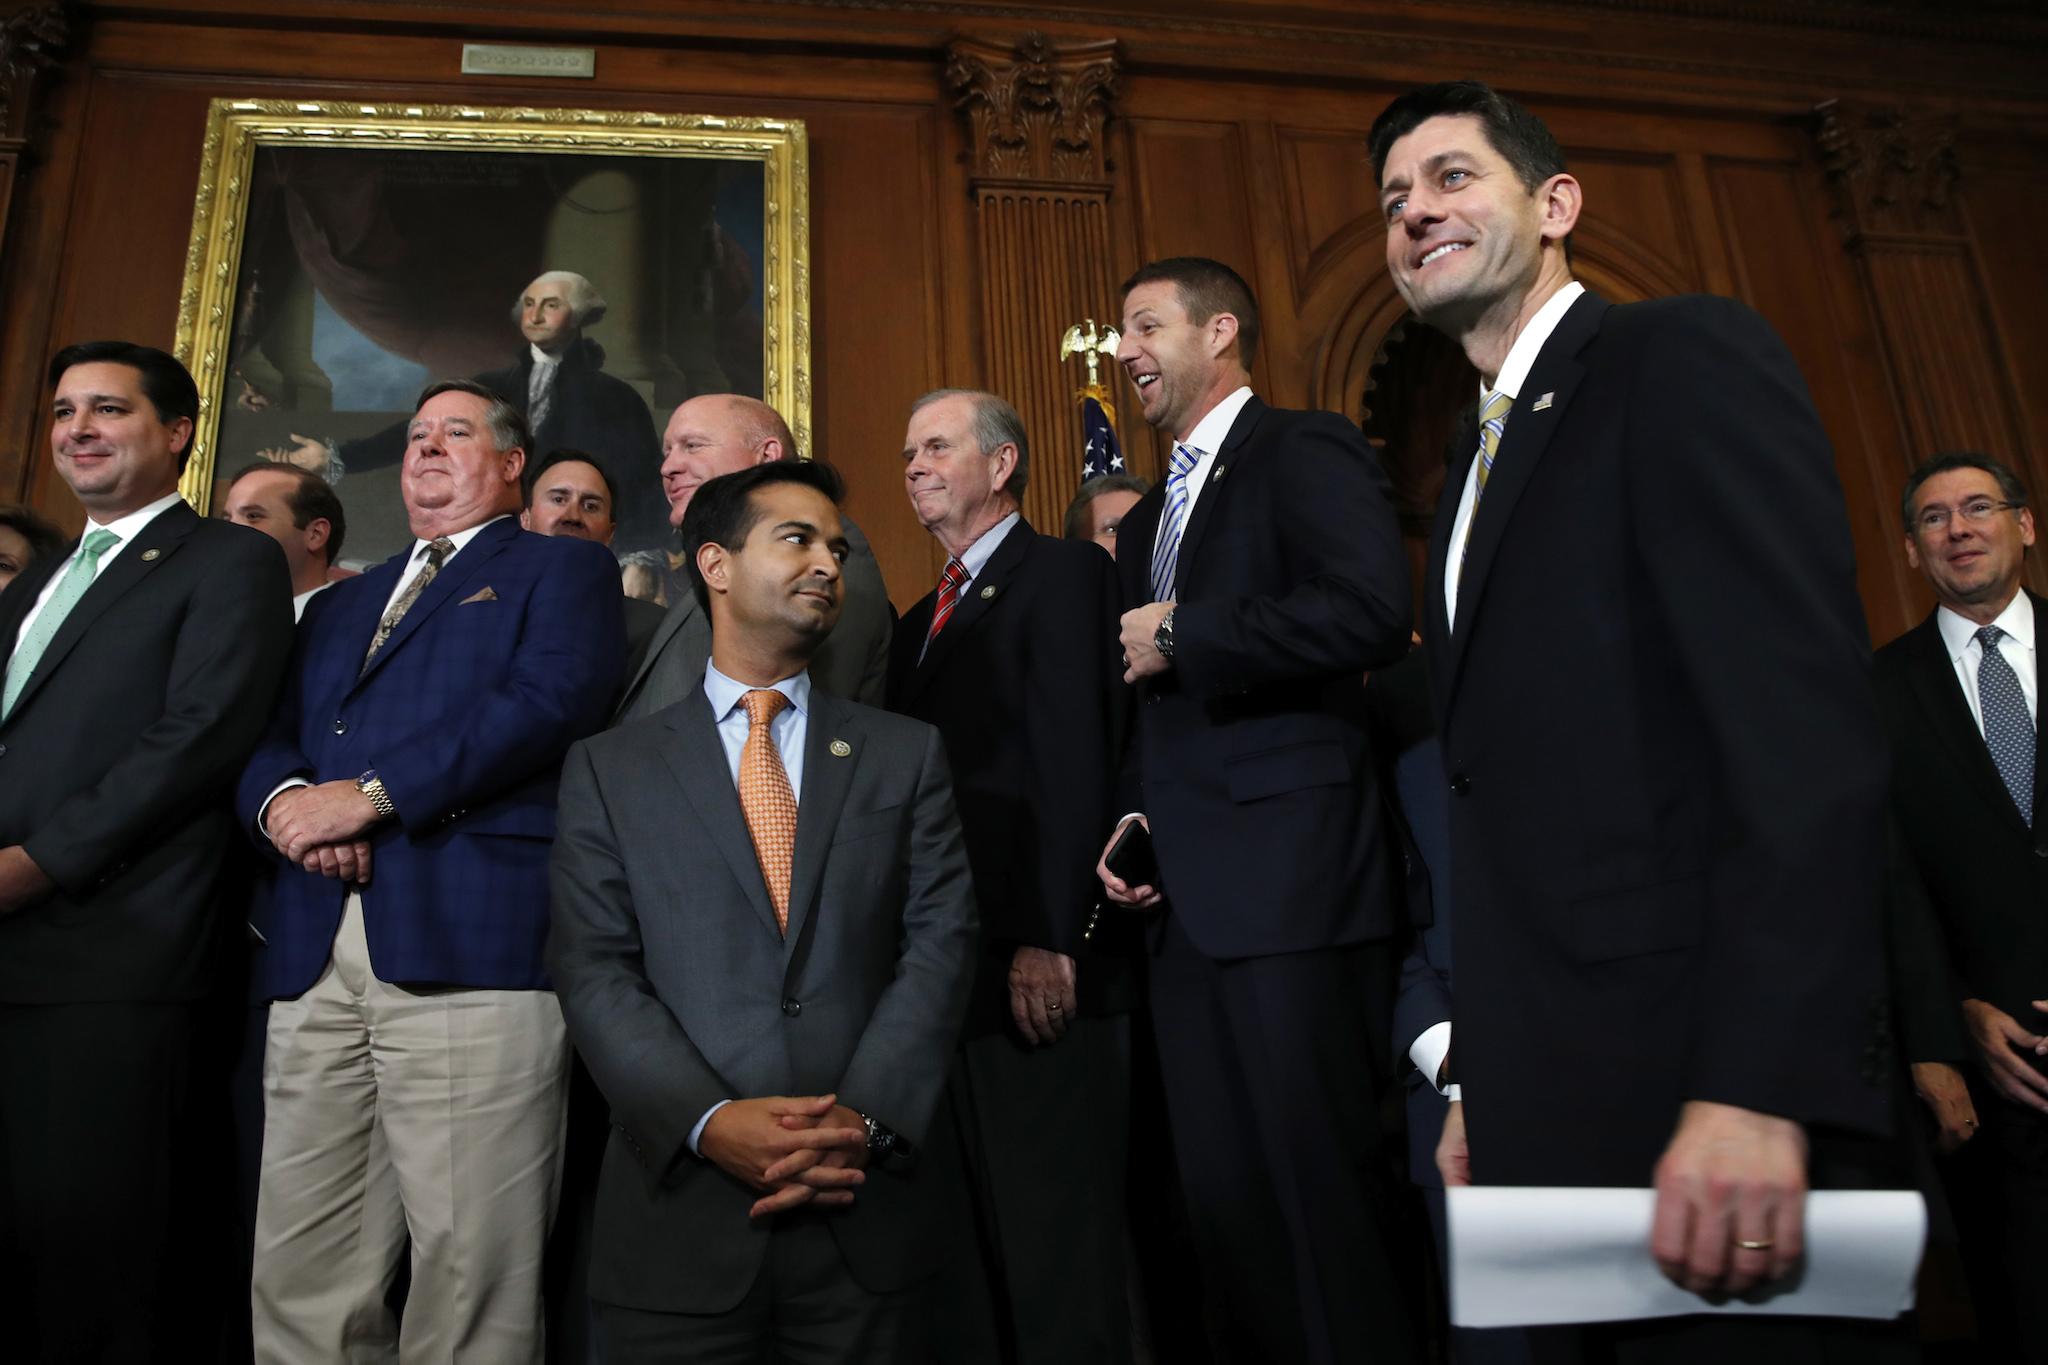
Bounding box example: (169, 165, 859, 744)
(237, 379, 624, 1363)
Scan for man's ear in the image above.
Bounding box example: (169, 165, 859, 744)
(518, 509, 536, 532)
(1207, 312, 1241, 363)
(1539, 172, 1583, 244)
(503, 447, 528, 485)
(697, 541, 732, 596)
(1902, 533, 1922, 571)
(167, 416, 195, 459)
(305, 516, 333, 553)
(989, 442, 1020, 492)
(755, 439, 784, 466)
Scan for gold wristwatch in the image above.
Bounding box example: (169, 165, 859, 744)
(356, 770, 396, 820)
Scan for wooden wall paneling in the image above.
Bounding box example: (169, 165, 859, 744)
(1708, 149, 1925, 643)
(944, 32, 1126, 543)
(1952, 130, 2048, 525)
(0, 0, 70, 506)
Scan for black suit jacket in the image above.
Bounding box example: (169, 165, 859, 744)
(0, 501, 294, 1003)
(547, 688, 977, 1312)
(887, 519, 1134, 1033)
(1875, 595, 2048, 1069)
(1424, 292, 1893, 1187)
(1113, 395, 1413, 959)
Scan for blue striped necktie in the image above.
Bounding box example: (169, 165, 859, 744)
(1975, 624, 2035, 826)
(1148, 443, 1203, 603)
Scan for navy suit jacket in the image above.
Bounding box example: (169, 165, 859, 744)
(1112, 395, 1413, 959)
(237, 515, 623, 998)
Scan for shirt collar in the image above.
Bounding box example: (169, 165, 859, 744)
(703, 659, 811, 725)
(1180, 385, 1256, 457)
(1938, 590, 2035, 661)
(529, 343, 561, 369)
(1486, 281, 1586, 403)
(410, 512, 510, 564)
(954, 511, 1021, 586)
(84, 490, 185, 546)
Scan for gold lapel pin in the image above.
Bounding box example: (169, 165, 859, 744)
(140, 548, 162, 562)
(1532, 392, 1555, 412)
(980, 584, 996, 600)
(830, 739, 852, 757)
(1212, 465, 1228, 482)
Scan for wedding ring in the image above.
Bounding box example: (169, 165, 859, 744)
(1735, 1238, 1774, 1251)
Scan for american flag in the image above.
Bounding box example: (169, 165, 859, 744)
(1080, 395, 1125, 482)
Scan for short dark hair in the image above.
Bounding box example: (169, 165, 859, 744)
(1063, 473, 1150, 541)
(413, 379, 530, 455)
(226, 460, 347, 565)
(1902, 451, 2029, 531)
(1120, 257, 1262, 370)
(525, 449, 620, 512)
(680, 459, 845, 608)
(1368, 81, 1567, 194)
(47, 341, 202, 472)
(0, 502, 66, 562)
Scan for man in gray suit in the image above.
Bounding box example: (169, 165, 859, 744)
(613, 394, 893, 719)
(548, 458, 977, 1361)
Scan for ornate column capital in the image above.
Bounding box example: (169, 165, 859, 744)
(1, 3, 67, 140)
(1811, 98, 1961, 247)
(945, 31, 1119, 188)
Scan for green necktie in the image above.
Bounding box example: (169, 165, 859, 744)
(3, 527, 121, 720)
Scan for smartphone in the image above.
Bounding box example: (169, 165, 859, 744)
(1104, 819, 1160, 889)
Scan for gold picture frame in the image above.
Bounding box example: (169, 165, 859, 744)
(174, 98, 809, 565)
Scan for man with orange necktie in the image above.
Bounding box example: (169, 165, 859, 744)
(548, 459, 977, 1362)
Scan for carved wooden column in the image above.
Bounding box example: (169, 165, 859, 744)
(1812, 100, 2028, 472)
(0, 3, 67, 280)
(947, 32, 1124, 530)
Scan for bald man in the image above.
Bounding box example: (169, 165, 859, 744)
(612, 393, 893, 719)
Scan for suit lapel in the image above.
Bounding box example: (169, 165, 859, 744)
(4, 501, 197, 720)
(622, 591, 700, 708)
(1423, 406, 1479, 665)
(1902, 612, 2029, 836)
(1117, 484, 1166, 607)
(784, 689, 857, 956)
(354, 517, 520, 688)
(661, 689, 784, 940)
(1439, 292, 1607, 711)
(1171, 397, 1264, 591)
(902, 519, 1032, 705)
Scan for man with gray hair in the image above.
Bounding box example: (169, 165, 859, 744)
(888, 388, 1135, 1365)
(274, 269, 666, 551)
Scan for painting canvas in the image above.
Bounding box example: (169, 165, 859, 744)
(176, 100, 809, 570)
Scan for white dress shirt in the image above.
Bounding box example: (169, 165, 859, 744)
(292, 582, 330, 623)
(690, 659, 814, 1153)
(1937, 591, 2038, 731)
(526, 344, 560, 424)
(1148, 385, 1255, 577)
(1443, 281, 1586, 631)
(9, 490, 185, 655)
(1423, 282, 1586, 1101)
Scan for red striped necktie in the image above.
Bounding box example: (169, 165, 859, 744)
(925, 558, 969, 646)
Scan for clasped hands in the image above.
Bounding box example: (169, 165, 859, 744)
(699, 1094, 870, 1220)
(1438, 1097, 1811, 1297)
(266, 780, 382, 883)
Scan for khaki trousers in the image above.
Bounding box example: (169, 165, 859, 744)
(252, 893, 569, 1363)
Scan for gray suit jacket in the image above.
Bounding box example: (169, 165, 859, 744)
(547, 684, 977, 1313)
(613, 514, 894, 720)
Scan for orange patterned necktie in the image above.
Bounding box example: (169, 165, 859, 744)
(738, 689, 798, 934)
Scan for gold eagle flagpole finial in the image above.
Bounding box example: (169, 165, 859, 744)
(1060, 319, 1121, 419)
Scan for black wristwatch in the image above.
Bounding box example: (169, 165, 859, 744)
(859, 1111, 912, 1164)
(1153, 607, 1177, 660)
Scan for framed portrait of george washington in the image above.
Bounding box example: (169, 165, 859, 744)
(174, 98, 809, 567)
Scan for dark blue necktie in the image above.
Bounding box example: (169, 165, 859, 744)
(1975, 624, 2034, 826)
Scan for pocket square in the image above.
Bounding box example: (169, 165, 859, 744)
(460, 587, 498, 604)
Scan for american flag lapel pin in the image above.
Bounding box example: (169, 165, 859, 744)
(1531, 392, 1555, 412)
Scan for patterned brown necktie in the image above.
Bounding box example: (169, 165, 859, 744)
(362, 536, 454, 674)
(739, 688, 798, 934)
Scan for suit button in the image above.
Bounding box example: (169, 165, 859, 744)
(0, 743, 7, 758)
(781, 998, 801, 1017)
(1450, 773, 1471, 796)
(2035, 845, 2048, 859)
(332, 718, 347, 735)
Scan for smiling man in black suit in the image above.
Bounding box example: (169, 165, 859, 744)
(0, 341, 294, 1361)
(1878, 450, 2048, 1359)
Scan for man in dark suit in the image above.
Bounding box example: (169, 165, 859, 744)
(1877, 450, 2048, 1359)
(888, 389, 1133, 1364)
(1372, 81, 1902, 1358)
(238, 379, 623, 1362)
(1095, 257, 1420, 1365)
(0, 340, 294, 1361)
(548, 458, 977, 1362)
(520, 446, 667, 676)
(614, 393, 893, 718)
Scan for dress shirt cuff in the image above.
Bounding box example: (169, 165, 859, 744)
(257, 778, 314, 838)
(1444, 1084, 1463, 1102)
(688, 1099, 733, 1157)
(1409, 1020, 1453, 1096)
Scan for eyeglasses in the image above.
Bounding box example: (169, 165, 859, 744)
(1915, 498, 2021, 534)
